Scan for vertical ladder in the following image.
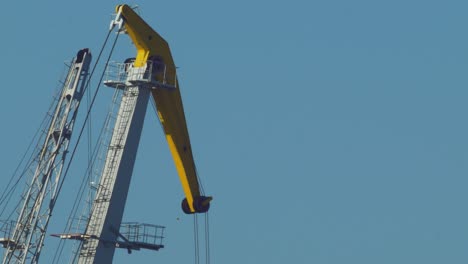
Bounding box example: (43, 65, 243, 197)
(77, 63, 151, 264)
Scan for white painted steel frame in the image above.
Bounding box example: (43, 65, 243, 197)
(77, 65, 150, 264)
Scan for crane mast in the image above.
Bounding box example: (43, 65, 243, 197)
(1, 49, 92, 264)
(76, 62, 153, 263)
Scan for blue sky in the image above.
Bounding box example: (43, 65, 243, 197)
(1, 0, 468, 263)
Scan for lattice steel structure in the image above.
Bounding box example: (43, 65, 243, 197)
(1, 49, 92, 264)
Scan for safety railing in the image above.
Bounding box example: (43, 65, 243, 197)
(103, 60, 176, 90)
(120, 222, 165, 247)
(0, 220, 16, 248)
(0, 220, 14, 238)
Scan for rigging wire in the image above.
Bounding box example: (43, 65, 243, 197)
(194, 164, 205, 196)
(56, 27, 119, 213)
(0, 132, 41, 217)
(53, 86, 123, 264)
(194, 212, 212, 264)
(194, 214, 200, 264)
(87, 54, 94, 198)
(149, 97, 165, 133)
(0, 91, 64, 241)
(150, 66, 211, 264)
(51, 28, 120, 264)
(176, 74, 206, 196)
(2, 52, 84, 264)
(0, 87, 61, 215)
(205, 213, 211, 264)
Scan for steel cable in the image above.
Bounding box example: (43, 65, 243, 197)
(194, 214, 200, 264)
(205, 213, 211, 264)
(0, 90, 59, 217)
(51, 28, 119, 264)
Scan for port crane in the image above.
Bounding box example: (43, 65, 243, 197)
(0, 4, 211, 264)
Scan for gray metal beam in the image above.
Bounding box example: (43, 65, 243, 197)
(77, 64, 151, 264)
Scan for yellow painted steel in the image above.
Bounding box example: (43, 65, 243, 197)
(116, 4, 209, 213)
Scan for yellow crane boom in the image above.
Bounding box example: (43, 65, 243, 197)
(115, 4, 212, 214)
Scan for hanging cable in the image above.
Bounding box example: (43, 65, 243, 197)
(0, 102, 61, 248)
(156, 73, 210, 264)
(86, 52, 94, 195)
(194, 214, 200, 264)
(193, 212, 212, 264)
(53, 86, 123, 264)
(55, 26, 119, 212)
(51, 28, 119, 264)
(53, 31, 120, 264)
(194, 164, 206, 196)
(149, 97, 165, 133)
(205, 212, 211, 264)
(0, 87, 60, 216)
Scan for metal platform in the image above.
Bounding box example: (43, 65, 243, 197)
(0, 221, 18, 249)
(0, 238, 21, 250)
(103, 61, 176, 90)
(118, 222, 165, 252)
(52, 222, 164, 254)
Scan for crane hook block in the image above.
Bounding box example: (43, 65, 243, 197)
(182, 196, 212, 214)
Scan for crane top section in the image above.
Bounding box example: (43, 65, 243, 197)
(111, 4, 212, 214)
(113, 5, 175, 71)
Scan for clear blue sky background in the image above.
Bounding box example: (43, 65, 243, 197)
(1, 0, 468, 263)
